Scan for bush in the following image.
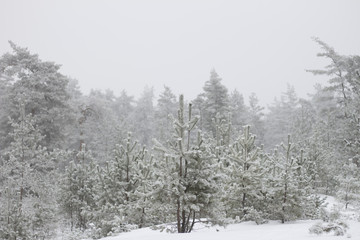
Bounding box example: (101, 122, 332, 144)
(241, 207, 267, 225)
(309, 220, 349, 236)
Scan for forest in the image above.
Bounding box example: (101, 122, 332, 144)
(0, 39, 359, 239)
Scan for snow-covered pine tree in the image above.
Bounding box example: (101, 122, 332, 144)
(132, 86, 155, 146)
(0, 73, 12, 151)
(229, 89, 248, 134)
(154, 86, 178, 143)
(154, 95, 224, 233)
(264, 85, 298, 149)
(115, 90, 135, 122)
(128, 147, 157, 228)
(0, 105, 57, 239)
(0, 42, 72, 150)
(336, 161, 360, 209)
(308, 38, 360, 181)
(247, 93, 265, 145)
(113, 90, 135, 143)
(224, 126, 265, 223)
(213, 113, 232, 148)
(59, 145, 97, 232)
(198, 70, 230, 136)
(298, 124, 336, 195)
(93, 133, 155, 237)
(75, 90, 123, 164)
(276, 135, 299, 223)
(264, 135, 317, 223)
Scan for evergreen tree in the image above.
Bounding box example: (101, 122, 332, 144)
(83, 90, 122, 162)
(308, 39, 360, 201)
(0, 74, 12, 152)
(0, 42, 72, 150)
(264, 136, 316, 223)
(224, 126, 265, 223)
(132, 86, 155, 146)
(199, 69, 230, 136)
(62, 78, 84, 152)
(91, 133, 158, 237)
(63, 89, 123, 165)
(154, 95, 224, 233)
(192, 93, 205, 131)
(247, 93, 265, 144)
(229, 89, 248, 133)
(114, 90, 135, 130)
(264, 86, 298, 149)
(59, 145, 97, 232)
(307, 38, 359, 117)
(0, 105, 57, 239)
(154, 86, 178, 143)
(291, 99, 316, 144)
(336, 161, 360, 209)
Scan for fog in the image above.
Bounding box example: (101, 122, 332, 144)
(1, 0, 360, 105)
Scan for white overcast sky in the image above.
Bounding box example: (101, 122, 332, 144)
(1, 0, 360, 106)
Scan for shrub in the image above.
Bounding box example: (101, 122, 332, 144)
(309, 220, 349, 236)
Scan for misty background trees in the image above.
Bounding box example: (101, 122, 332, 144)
(0, 40, 359, 239)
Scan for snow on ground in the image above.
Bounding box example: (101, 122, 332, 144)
(100, 220, 360, 240)
(98, 196, 360, 240)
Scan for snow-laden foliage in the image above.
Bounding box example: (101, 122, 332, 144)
(154, 95, 225, 233)
(1, 40, 360, 239)
(59, 146, 97, 232)
(0, 107, 58, 239)
(309, 220, 349, 236)
(223, 125, 264, 222)
(0, 42, 72, 150)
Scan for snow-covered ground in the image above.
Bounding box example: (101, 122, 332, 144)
(99, 220, 360, 240)
(98, 196, 360, 240)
